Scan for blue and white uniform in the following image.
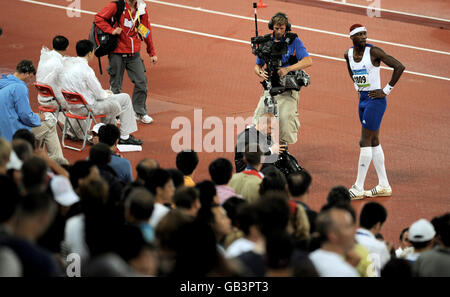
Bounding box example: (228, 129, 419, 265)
(348, 44, 386, 131)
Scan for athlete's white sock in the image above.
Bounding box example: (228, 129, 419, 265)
(355, 147, 372, 190)
(120, 134, 129, 140)
(372, 144, 390, 187)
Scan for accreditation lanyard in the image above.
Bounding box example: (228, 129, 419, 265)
(127, 9, 140, 33)
(127, 8, 150, 39)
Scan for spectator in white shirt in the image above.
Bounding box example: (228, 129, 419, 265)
(309, 208, 360, 277)
(395, 227, 413, 258)
(36, 36, 69, 110)
(405, 219, 435, 263)
(36, 36, 85, 140)
(356, 202, 391, 276)
(145, 168, 175, 228)
(60, 40, 142, 145)
(226, 203, 261, 259)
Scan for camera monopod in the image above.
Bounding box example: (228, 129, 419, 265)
(253, 2, 259, 37)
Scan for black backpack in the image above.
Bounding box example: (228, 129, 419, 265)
(89, 0, 125, 61)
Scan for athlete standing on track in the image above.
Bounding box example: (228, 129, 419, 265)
(344, 24, 405, 200)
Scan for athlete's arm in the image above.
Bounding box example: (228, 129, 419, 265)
(371, 46, 405, 87)
(369, 47, 405, 98)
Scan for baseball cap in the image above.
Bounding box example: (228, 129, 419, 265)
(50, 175, 79, 207)
(91, 123, 106, 135)
(408, 219, 436, 242)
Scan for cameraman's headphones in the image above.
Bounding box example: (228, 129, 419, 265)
(268, 12, 291, 31)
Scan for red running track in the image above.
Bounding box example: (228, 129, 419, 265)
(1, 0, 449, 244)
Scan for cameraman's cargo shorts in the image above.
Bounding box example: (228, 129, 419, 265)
(253, 89, 300, 144)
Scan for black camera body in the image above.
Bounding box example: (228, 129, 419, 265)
(251, 32, 309, 96)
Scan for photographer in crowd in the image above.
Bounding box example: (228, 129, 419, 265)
(253, 12, 312, 145)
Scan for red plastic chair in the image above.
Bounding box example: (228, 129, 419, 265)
(61, 90, 106, 151)
(33, 83, 62, 130)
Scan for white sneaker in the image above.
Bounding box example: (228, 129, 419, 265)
(137, 114, 153, 124)
(365, 185, 392, 198)
(349, 185, 365, 200)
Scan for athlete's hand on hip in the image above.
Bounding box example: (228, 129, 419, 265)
(150, 56, 158, 64)
(112, 27, 122, 35)
(368, 89, 386, 99)
(277, 67, 290, 77)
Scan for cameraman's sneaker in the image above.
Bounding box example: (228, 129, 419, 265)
(365, 185, 392, 198)
(136, 114, 153, 124)
(349, 185, 365, 200)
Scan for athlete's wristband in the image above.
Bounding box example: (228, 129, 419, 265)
(383, 84, 394, 95)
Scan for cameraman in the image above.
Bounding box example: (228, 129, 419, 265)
(254, 12, 312, 144)
(235, 112, 286, 173)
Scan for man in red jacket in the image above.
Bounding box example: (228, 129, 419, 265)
(95, 0, 157, 124)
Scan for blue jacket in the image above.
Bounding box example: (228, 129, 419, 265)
(0, 74, 41, 141)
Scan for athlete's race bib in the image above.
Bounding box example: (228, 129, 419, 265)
(137, 23, 150, 38)
(352, 69, 370, 88)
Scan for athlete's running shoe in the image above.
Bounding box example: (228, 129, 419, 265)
(365, 185, 392, 198)
(349, 185, 365, 200)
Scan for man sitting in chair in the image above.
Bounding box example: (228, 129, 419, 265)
(36, 35, 84, 139)
(60, 39, 142, 145)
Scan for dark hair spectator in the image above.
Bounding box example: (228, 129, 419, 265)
(359, 202, 387, 230)
(21, 157, 49, 194)
(16, 60, 36, 75)
(381, 258, 413, 277)
(287, 170, 311, 197)
(52, 35, 69, 51)
(125, 187, 154, 222)
(243, 143, 262, 168)
(256, 192, 291, 238)
(76, 39, 94, 57)
(11, 139, 33, 162)
(89, 143, 112, 166)
(326, 185, 351, 206)
(98, 124, 120, 147)
(222, 197, 247, 227)
(145, 168, 172, 196)
(173, 187, 200, 213)
(13, 129, 36, 150)
(209, 158, 233, 185)
(235, 203, 258, 237)
(135, 159, 159, 184)
(69, 160, 97, 190)
(399, 227, 409, 242)
(195, 180, 218, 209)
(167, 168, 184, 189)
(259, 167, 287, 196)
(176, 150, 198, 176)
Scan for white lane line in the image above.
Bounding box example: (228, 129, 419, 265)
(146, 0, 450, 56)
(19, 0, 450, 81)
(320, 0, 450, 23)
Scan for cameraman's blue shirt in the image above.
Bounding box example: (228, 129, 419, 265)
(256, 36, 310, 67)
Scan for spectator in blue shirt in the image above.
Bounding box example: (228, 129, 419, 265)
(0, 60, 67, 164)
(98, 123, 133, 183)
